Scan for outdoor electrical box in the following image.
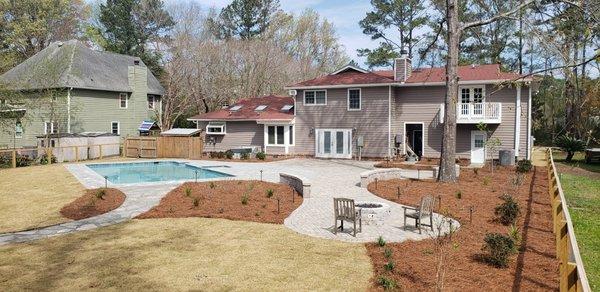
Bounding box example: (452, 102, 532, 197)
(357, 136, 364, 147)
(395, 134, 403, 144)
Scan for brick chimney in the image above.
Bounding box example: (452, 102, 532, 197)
(394, 49, 412, 82)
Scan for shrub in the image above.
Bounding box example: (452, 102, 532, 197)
(516, 159, 532, 173)
(224, 150, 234, 159)
(209, 181, 216, 189)
(377, 276, 397, 290)
(241, 193, 249, 205)
(483, 177, 490, 186)
(482, 233, 515, 267)
(193, 197, 200, 207)
(39, 154, 57, 165)
(256, 151, 266, 160)
(16, 154, 33, 167)
(266, 189, 274, 198)
(377, 236, 386, 247)
(473, 168, 479, 175)
(495, 194, 520, 225)
(95, 189, 106, 200)
(383, 261, 395, 271)
(455, 190, 462, 199)
(184, 187, 192, 197)
(241, 152, 250, 160)
(556, 135, 586, 162)
(384, 248, 393, 259)
(209, 151, 226, 159)
(507, 224, 522, 251)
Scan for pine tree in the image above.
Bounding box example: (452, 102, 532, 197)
(209, 0, 280, 40)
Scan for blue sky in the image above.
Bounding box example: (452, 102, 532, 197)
(195, 0, 378, 65)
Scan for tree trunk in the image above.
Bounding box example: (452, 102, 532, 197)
(438, 0, 460, 182)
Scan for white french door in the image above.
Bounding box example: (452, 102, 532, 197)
(315, 129, 352, 159)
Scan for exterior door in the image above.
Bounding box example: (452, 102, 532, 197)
(412, 130, 423, 157)
(471, 131, 486, 164)
(316, 129, 352, 159)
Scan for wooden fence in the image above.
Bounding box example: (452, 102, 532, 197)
(546, 149, 591, 292)
(125, 137, 203, 159)
(0, 143, 121, 168)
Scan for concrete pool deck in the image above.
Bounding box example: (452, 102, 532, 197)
(0, 158, 457, 245)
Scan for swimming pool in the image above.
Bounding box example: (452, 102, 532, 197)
(86, 161, 233, 184)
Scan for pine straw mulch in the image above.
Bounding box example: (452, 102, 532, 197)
(60, 188, 126, 220)
(366, 165, 559, 291)
(136, 180, 303, 224)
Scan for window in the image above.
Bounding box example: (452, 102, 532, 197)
(148, 96, 158, 110)
(281, 104, 293, 111)
(119, 93, 128, 108)
(206, 122, 226, 135)
(229, 105, 243, 111)
(266, 125, 291, 146)
(255, 105, 267, 111)
(459, 86, 485, 103)
(348, 88, 361, 110)
(44, 121, 57, 134)
(111, 121, 120, 135)
(15, 121, 23, 138)
(304, 90, 326, 105)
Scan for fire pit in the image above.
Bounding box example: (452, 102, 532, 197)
(355, 201, 391, 226)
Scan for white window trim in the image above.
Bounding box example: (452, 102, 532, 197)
(44, 121, 56, 134)
(111, 121, 120, 135)
(303, 89, 327, 106)
(458, 85, 486, 103)
(347, 88, 361, 111)
(265, 125, 287, 146)
(206, 121, 226, 135)
(119, 93, 128, 109)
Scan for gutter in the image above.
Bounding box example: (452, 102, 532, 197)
(284, 78, 534, 90)
(527, 86, 532, 159)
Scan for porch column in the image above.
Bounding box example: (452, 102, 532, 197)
(514, 84, 522, 158)
(263, 125, 268, 154)
(283, 125, 289, 154)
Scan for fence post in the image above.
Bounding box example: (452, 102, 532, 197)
(558, 219, 569, 291)
(47, 147, 52, 165)
(99, 145, 103, 160)
(74, 146, 79, 162)
(11, 149, 16, 168)
(122, 139, 127, 158)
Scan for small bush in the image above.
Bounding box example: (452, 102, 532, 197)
(455, 190, 462, 199)
(256, 151, 266, 160)
(209, 151, 226, 159)
(482, 233, 515, 267)
(507, 224, 522, 251)
(39, 154, 57, 165)
(377, 236, 386, 247)
(209, 181, 216, 189)
(556, 135, 586, 162)
(495, 194, 520, 225)
(184, 187, 192, 197)
(384, 248, 393, 259)
(241, 152, 250, 160)
(266, 189, 274, 198)
(483, 177, 490, 186)
(224, 150, 234, 159)
(473, 168, 479, 175)
(383, 261, 395, 271)
(241, 193, 249, 205)
(516, 159, 532, 173)
(377, 276, 397, 290)
(193, 197, 200, 207)
(95, 189, 106, 200)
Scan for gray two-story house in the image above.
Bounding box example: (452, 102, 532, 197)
(0, 40, 164, 148)
(193, 55, 533, 164)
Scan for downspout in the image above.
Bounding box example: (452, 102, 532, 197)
(388, 85, 392, 158)
(67, 87, 72, 133)
(514, 84, 521, 158)
(527, 85, 532, 159)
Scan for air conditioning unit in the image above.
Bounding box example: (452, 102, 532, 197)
(288, 89, 297, 96)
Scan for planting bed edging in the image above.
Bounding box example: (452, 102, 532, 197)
(360, 168, 436, 187)
(279, 172, 311, 198)
(431, 164, 461, 178)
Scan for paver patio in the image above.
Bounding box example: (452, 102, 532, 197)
(0, 158, 456, 244)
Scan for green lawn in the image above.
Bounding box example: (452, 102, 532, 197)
(553, 151, 600, 173)
(560, 171, 600, 290)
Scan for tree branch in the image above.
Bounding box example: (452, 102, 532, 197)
(461, 0, 536, 30)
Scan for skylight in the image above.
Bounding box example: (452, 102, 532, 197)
(229, 105, 243, 111)
(281, 104, 293, 111)
(255, 105, 267, 111)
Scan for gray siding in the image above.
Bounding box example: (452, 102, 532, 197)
(197, 121, 264, 153)
(294, 87, 391, 158)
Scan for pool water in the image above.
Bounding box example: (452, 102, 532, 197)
(87, 161, 233, 184)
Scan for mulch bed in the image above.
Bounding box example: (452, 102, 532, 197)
(375, 157, 470, 169)
(366, 166, 558, 291)
(136, 180, 303, 224)
(60, 188, 126, 220)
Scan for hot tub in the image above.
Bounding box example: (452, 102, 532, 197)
(355, 201, 391, 226)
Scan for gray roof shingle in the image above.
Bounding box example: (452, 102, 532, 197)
(0, 40, 165, 95)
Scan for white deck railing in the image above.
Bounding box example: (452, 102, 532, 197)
(439, 102, 502, 124)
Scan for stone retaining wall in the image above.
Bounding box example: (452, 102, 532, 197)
(279, 172, 311, 198)
(360, 165, 460, 188)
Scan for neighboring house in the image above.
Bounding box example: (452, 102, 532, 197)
(0, 40, 164, 148)
(194, 54, 533, 163)
(188, 95, 295, 155)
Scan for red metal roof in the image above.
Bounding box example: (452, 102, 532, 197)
(289, 64, 523, 87)
(188, 95, 294, 121)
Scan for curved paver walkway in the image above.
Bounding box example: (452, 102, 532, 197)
(0, 158, 456, 245)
